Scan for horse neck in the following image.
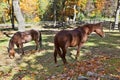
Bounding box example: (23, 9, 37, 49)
(9, 39, 14, 50)
(83, 23, 102, 35)
(82, 26, 93, 35)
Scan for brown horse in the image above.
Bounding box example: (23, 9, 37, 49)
(54, 23, 105, 64)
(8, 29, 42, 58)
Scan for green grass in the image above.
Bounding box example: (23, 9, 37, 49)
(0, 29, 120, 80)
(103, 58, 120, 75)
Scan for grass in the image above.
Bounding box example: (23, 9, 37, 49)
(104, 58, 120, 74)
(0, 28, 120, 80)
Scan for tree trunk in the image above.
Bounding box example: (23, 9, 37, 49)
(11, 0, 15, 29)
(73, 5, 77, 22)
(53, 0, 57, 27)
(114, 0, 120, 31)
(8, 0, 15, 29)
(86, 0, 94, 17)
(62, 0, 66, 23)
(13, 0, 25, 31)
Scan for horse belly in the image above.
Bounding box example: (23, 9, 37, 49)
(70, 41, 78, 47)
(70, 38, 79, 47)
(22, 35, 32, 43)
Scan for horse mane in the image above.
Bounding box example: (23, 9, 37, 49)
(76, 23, 102, 35)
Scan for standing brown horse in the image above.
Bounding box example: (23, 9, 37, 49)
(8, 29, 42, 58)
(54, 23, 105, 64)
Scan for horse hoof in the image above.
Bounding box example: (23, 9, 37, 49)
(20, 54, 24, 58)
(9, 55, 14, 59)
(10, 57, 14, 59)
(75, 56, 78, 60)
(55, 64, 59, 67)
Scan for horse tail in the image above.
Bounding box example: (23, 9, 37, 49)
(3, 32, 11, 38)
(39, 31, 42, 47)
(54, 36, 61, 64)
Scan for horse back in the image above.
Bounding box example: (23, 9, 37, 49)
(12, 32, 22, 44)
(12, 29, 40, 44)
(54, 29, 83, 47)
(29, 29, 39, 40)
(21, 29, 39, 40)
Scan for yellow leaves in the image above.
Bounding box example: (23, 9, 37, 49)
(19, 0, 40, 22)
(65, 0, 77, 6)
(90, 10, 96, 17)
(3, 0, 8, 3)
(95, 0, 106, 10)
(63, 7, 78, 17)
(20, 0, 39, 14)
(64, 0, 87, 15)
(64, 67, 67, 71)
(63, 7, 74, 16)
(33, 16, 40, 22)
(0, 71, 4, 76)
(77, 0, 87, 9)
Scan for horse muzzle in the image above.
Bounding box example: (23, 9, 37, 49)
(102, 33, 105, 38)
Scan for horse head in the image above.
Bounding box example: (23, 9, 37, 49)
(94, 22, 105, 38)
(7, 47, 15, 59)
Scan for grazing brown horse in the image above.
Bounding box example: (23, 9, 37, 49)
(8, 29, 42, 58)
(54, 23, 105, 64)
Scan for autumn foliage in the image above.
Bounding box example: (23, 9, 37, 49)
(0, 0, 117, 22)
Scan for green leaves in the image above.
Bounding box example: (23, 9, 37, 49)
(0, 2, 8, 16)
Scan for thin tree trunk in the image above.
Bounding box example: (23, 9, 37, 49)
(11, 0, 15, 29)
(53, 0, 57, 27)
(114, 0, 120, 30)
(73, 5, 77, 22)
(8, 0, 14, 29)
(62, 0, 66, 26)
(13, 0, 25, 31)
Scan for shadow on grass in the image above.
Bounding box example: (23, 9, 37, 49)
(42, 23, 73, 30)
(0, 39, 8, 43)
(0, 27, 18, 31)
(87, 32, 120, 56)
(11, 32, 56, 80)
(14, 45, 39, 55)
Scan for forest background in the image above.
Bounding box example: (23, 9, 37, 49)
(0, 0, 118, 24)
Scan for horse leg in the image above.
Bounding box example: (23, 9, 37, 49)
(16, 44, 20, 53)
(20, 44, 24, 55)
(75, 43, 83, 60)
(54, 46, 61, 63)
(61, 46, 67, 64)
(35, 40, 39, 50)
(54, 46, 67, 65)
(54, 48, 58, 64)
